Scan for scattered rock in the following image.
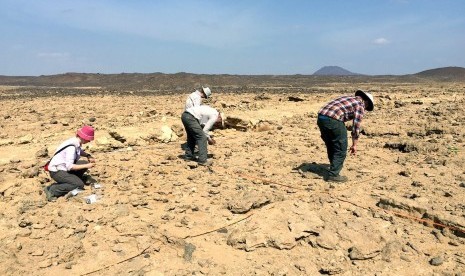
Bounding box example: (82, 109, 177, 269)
(183, 243, 196, 262)
(288, 96, 304, 102)
(380, 241, 402, 262)
(31, 249, 44, 256)
(0, 139, 14, 146)
(411, 181, 423, 187)
(316, 230, 339, 250)
(394, 101, 406, 108)
(21, 167, 39, 178)
(377, 197, 427, 216)
(171, 124, 184, 137)
(32, 223, 46, 229)
(109, 131, 127, 143)
(227, 201, 324, 251)
(18, 220, 32, 228)
(16, 228, 32, 237)
(158, 125, 178, 143)
(35, 147, 48, 158)
(223, 116, 249, 131)
(384, 142, 418, 153)
(227, 193, 271, 214)
(91, 136, 125, 152)
(18, 134, 33, 144)
(38, 259, 52, 268)
(319, 265, 344, 275)
(348, 246, 380, 260)
(429, 256, 443, 266)
(111, 244, 125, 252)
(252, 121, 275, 132)
(398, 170, 411, 177)
(254, 93, 271, 100)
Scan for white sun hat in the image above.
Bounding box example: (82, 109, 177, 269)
(355, 90, 374, 111)
(202, 87, 212, 98)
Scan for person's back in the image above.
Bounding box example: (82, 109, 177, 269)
(185, 90, 202, 110)
(184, 87, 211, 110)
(185, 105, 219, 132)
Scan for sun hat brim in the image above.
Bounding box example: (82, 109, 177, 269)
(355, 90, 374, 111)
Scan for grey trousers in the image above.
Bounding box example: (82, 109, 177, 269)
(48, 167, 87, 197)
(317, 115, 348, 177)
(181, 111, 208, 163)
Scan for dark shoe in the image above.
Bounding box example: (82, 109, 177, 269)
(184, 154, 195, 161)
(326, 175, 348, 183)
(198, 160, 213, 167)
(43, 186, 57, 202)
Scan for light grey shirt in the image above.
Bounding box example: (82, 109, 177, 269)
(185, 105, 219, 138)
(185, 90, 203, 110)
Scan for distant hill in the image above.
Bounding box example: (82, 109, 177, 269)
(413, 66, 465, 81)
(313, 66, 360, 76)
(1, 66, 465, 92)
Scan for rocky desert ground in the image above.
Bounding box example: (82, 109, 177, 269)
(0, 77, 464, 275)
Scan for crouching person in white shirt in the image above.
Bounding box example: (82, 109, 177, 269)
(43, 126, 96, 201)
(181, 105, 223, 166)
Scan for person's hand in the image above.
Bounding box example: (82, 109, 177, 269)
(349, 145, 357, 155)
(88, 156, 96, 163)
(208, 138, 216, 145)
(87, 163, 95, 168)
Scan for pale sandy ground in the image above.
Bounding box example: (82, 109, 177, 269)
(0, 82, 464, 275)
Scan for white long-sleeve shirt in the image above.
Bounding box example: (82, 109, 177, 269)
(48, 137, 83, 172)
(185, 90, 203, 110)
(185, 105, 219, 138)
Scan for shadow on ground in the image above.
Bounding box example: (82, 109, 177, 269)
(294, 162, 328, 178)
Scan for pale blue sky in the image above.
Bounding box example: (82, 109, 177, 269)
(1, 0, 464, 76)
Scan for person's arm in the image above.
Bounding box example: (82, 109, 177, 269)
(62, 147, 93, 170)
(70, 162, 93, 170)
(350, 137, 358, 155)
(80, 150, 90, 157)
(61, 147, 92, 170)
(350, 106, 364, 155)
(208, 137, 216, 145)
(80, 150, 96, 163)
(202, 113, 218, 138)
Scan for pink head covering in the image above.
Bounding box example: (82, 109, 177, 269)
(77, 125, 95, 141)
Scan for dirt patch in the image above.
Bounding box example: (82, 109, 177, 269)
(0, 81, 464, 275)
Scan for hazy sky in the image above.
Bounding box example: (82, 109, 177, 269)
(1, 0, 464, 76)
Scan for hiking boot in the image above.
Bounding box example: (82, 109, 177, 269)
(326, 175, 348, 183)
(43, 186, 57, 202)
(198, 160, 213, 167)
